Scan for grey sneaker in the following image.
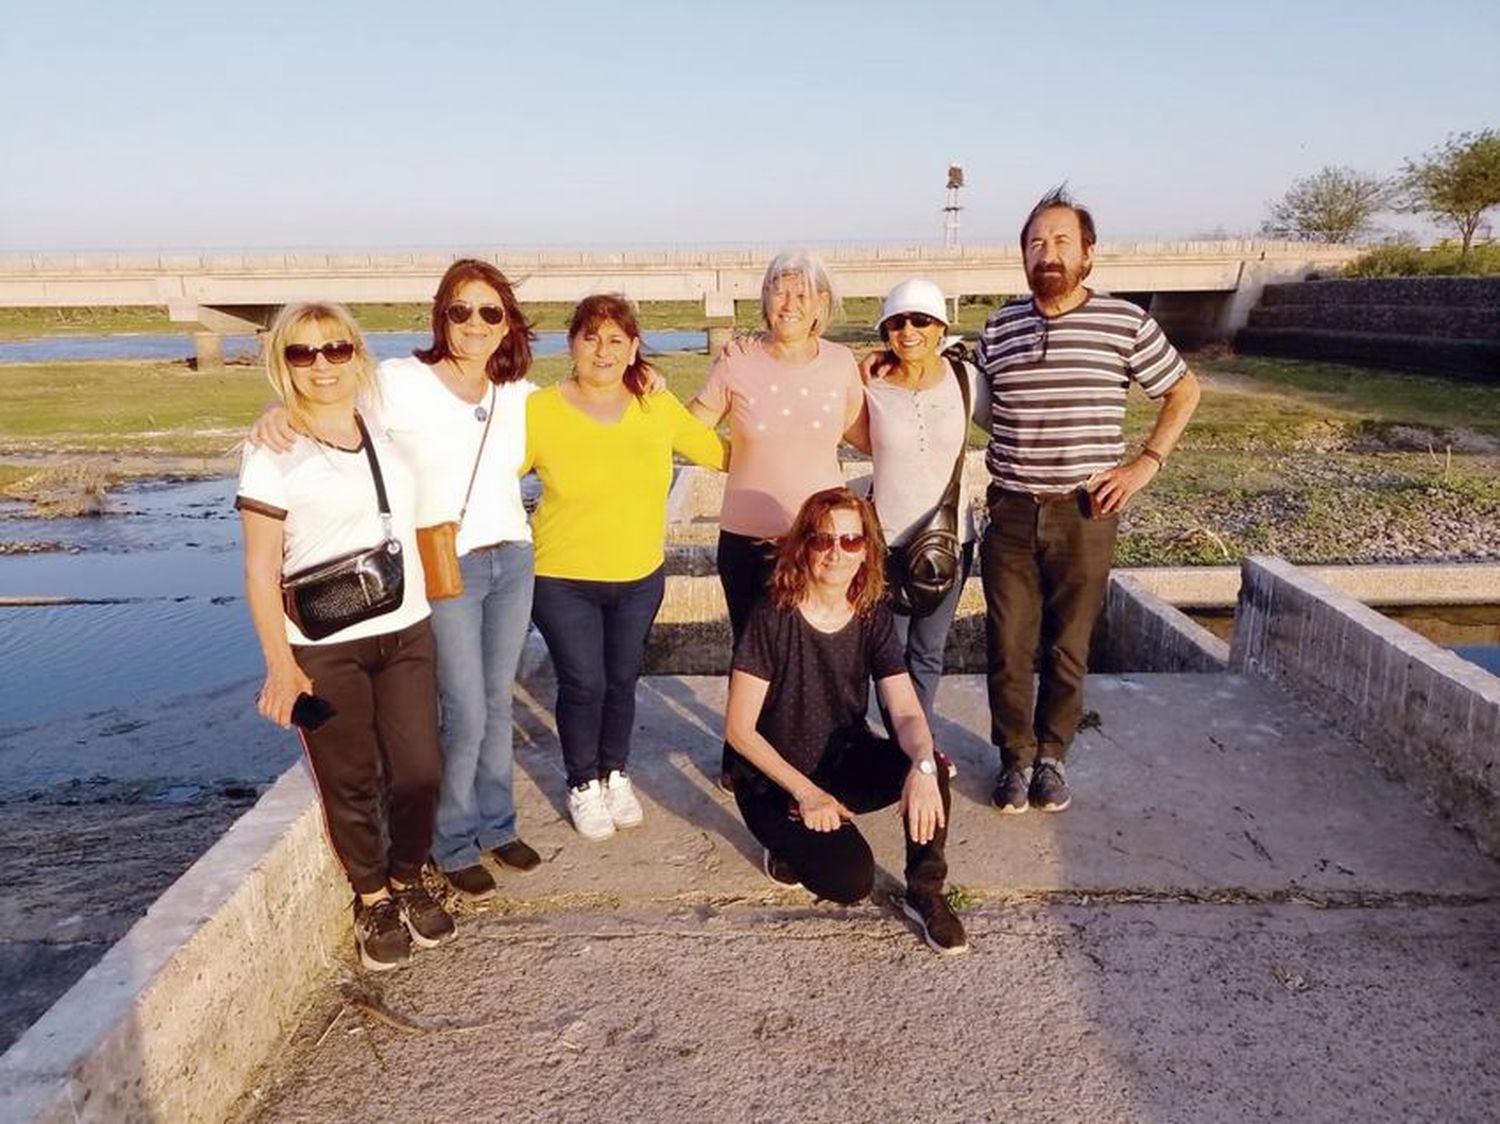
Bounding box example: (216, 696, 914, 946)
(1029, 758, 1072, 813)
(992, 765, 1032, 814)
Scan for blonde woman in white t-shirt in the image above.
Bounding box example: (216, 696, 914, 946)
(238, 302, 451, 972)
(252, 260, 543, 902)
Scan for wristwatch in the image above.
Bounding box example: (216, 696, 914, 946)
(914, 758, 938, 777)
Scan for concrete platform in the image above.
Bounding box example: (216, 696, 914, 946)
(235, 674, 1500, 1122)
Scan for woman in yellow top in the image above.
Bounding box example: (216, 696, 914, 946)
(522, 294, 727, 841)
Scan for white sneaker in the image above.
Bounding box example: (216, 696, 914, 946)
(568, 780, 615, 841)
(602, 770, 644, 829)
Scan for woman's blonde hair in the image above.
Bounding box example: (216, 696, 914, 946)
(759, 250, 842, 336)
(770, 486, 887, 617)
(262, 302, 379, 435)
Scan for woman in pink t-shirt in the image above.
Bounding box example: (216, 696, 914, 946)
(688, 250, 865, 783)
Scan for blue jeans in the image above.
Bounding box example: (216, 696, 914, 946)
(428, 541, 535, 872)
(530, 567, 665, 788)
(891, 544, 973, 725)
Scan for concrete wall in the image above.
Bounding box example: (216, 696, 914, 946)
(0, 768, 345, 1123)
(1095, 574, 1230, 673)
(1236, 277, 1500, 380)
(1231, 555, 1500, 856)
(585, 570, 1226, 678)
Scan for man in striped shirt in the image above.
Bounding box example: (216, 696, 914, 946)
(977, 187, 1201, 815)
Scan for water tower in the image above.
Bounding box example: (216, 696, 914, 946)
(943, 163, 964, 248)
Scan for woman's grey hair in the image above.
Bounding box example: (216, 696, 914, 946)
(759, 249, 842, 335)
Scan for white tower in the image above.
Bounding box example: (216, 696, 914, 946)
(943, 164, 964, 248)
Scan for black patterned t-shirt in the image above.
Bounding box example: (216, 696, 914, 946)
(730, 599, 907, 777)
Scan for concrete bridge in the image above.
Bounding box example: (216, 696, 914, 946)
(0, 241, 1360, 366)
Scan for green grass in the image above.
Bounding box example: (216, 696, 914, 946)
(3, 351, 1496, 567)
(1193, 354, 1500, 439)
(0, 306, 184, 339)
(0, 464, 34, 491)
(0, 361, 271, 455)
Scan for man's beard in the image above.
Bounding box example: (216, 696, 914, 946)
(1028, 262, 1085, 300)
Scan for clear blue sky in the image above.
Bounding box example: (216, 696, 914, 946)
(1, 0, 1495, 251)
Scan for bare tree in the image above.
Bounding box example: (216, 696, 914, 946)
(1260, 166, 1388, 243)
(1398, 129, 1500, 256)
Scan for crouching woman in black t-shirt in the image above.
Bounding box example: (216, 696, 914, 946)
(724, 485, 968, 954)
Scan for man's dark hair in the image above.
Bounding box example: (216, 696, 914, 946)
(1019, 185, 1097, 251)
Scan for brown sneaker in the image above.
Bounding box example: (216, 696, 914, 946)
(444, 863, 496, 901)
(490, 838, 541, 874)
(390, 881, 456, 948)
(901, 891, 970, 956)
(353, 896, 411, 971)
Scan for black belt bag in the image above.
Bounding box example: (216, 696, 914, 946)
(886, 351, 972, 618)
(281, 415, 406, 641)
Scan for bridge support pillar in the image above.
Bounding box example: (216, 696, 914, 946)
(193, 332, 225, 371)
(704, 292, 736, 359)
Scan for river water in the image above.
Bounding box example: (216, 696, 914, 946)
(3, 473, 1497, 728)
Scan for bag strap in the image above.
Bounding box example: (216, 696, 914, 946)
(456, 383, 497, 528)
(353, 413, 394, 541)
(935, 353, 971, 513)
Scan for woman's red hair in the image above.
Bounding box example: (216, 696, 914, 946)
(770, 486, 887, 617)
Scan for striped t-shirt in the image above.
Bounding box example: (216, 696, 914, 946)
(976, 293, 1186, 495)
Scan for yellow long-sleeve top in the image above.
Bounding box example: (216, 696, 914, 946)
(521, 385, 728, 581)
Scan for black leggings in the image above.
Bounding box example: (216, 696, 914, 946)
(294, 619, 442, 896)
(717, 530, 779, 773)
(733, 725, 950, 904)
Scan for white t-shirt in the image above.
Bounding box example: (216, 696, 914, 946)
(378, 356, 534, 554)
(236, 414, 430, 646)
(866, 359, 988, 546)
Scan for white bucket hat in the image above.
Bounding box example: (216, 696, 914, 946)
(877, 278, 949, 333)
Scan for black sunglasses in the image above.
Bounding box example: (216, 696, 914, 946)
(884, 312, 940, 332)
(808, 531, 868, 554)
(284, 341, 355, 368)
(445, 302, 505, 326)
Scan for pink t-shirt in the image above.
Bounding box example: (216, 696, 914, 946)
(698, 338, 863, 538)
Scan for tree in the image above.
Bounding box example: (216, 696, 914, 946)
(1398, 129, 1500, 256)
(1259, 166, 1388, 243)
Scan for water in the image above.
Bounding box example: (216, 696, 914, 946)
(1188, 606, 1500, 678)
(5, 479, 1498, 727)
(0, 329, 708, 365)
(0, 476, 549, 728)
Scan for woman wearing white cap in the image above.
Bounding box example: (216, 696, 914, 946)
(847, 278, 989, 723)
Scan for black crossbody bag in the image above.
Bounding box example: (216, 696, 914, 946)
(885, 351, 972, 618)
(280, 415, 406, 641)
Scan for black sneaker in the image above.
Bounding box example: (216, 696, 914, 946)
(353, 896, 411, 972)
(1030, 758, 1072, 813)
(901, 890, 970, 956)
(391, 881, 456, 949)
(992, 765, 1032, 814)
(762, 848, 803, 890)
(444, 863, 496, 901)
(490, 839, 542, 874)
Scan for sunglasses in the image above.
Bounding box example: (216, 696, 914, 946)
(284, 341, 355, 368)
(445, 302, 505, 326)
(884, 312, 940, 332)
(808, 532, 868, 554)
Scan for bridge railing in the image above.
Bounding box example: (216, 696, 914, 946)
(0, 241, 1361, 274)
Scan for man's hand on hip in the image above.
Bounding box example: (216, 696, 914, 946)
(1087, 455, 1160, 515)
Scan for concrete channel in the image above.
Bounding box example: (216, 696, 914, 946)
(3, 556, 1498, 1122)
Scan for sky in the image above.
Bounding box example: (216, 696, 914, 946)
(1, 0, 1496, 252)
